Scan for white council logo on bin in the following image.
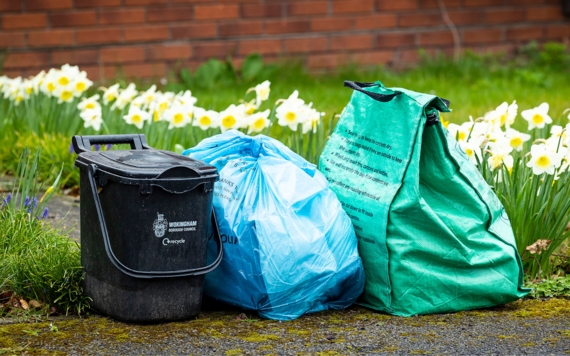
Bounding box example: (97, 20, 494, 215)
(153, 212, 197, 246)
(153, 213, 168, 237)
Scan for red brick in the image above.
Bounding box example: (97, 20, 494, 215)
(482, 43, 516, 54)
(4, 52, 50, 69)
(193, 42, 237, 58)
(463, 28, 502, 43)
(171, 23, 216, 39)
(194, 5, 239, 20)
(28, 30, 74, 47)
(527, 6, 565, 21)
(353, 50, 394, 65)
(311, 17, 352, 32)
(51, 49, 98, 65)
(220, 21, 263, 37)
(288, 1, 328, 16)
(100, 46, 146, 63)
(448, 10, 484, 25)
(285, 37, 328, 53)
(485, 9, 525, 23)
(27, 0, 72, 10)
(124, 25, 169, 42)
(0, 33, 25, 48)
(399, 13, 440, 27)
(377, 33, 415, 48)
(2, 14, 47, 30)
(242, 4, 282, 18)
(399, 48, 436, 63)
(3, 69, 25, 78)
(239, 39, 282, 55)
(0, 0, 22, 12)
(464, 0, 501, 6)
(308, 53, 349, 69)
(124, 0, 168, 5)
(100, 9, 146, 24)
(76, 28, 121, 45)
(333, 0, 373, 14)
(51, 11, 97, 28)
(546, 24, 570, 39)
(76, 0, 120, 7)
(122, 63, 167, 78)
(330, 35, 372, 51)
(504, 0, 544, 4)
(506, 26, 544, 40)
(266, 20, 310, 35)
(101, 66, 118, 79)
(354, 14, 397, 29)
(147, 44, 192, 60)
(147, 7, 193, 22)
(80, 66, 102, 81)
(419, 31, 454, 46)
(419, 0, 460, 9)
(376, 0, 417, 11)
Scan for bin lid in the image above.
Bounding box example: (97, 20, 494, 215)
(75, 149, 218, 179)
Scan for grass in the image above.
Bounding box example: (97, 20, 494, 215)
(0, 149, 89, 316)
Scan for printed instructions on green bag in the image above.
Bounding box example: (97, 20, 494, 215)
(321, 127, 406, 245)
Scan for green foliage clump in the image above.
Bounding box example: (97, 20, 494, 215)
(525, 275, 570, 299)
(0, 149, 88, 315)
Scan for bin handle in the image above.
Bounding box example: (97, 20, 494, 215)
(87, 164, 224, 279)
(72, 134, 151, 154)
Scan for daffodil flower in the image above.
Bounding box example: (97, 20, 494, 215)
(164, 103, 193, 130)
(175, 90, 197, 107)
(526, 144, 563, 175)
(123, 106, 150, 129)
(111, 83, 137, 111)
(459, 140, 482, 165)
(247, 109, 271, 134)
(80, 107, 103, 131)
(218, 104, 245, 132)
(254, 80, 271, 106)
(505, 128, 531, 151)
(447, 122, 472, 142)
(522, 103, 552, 130)
(77, 94, 101, 111)
(276, 91, 310, 131)
(102, 83, 120, 105)
(491, 101, 518, 128)
(193, 107, 219, 131)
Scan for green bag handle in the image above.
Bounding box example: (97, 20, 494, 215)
(344, 81, 399, 102)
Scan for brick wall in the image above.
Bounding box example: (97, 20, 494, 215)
(0, 0, 568, 80)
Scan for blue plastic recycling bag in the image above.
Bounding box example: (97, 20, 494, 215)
(183, 130, 365, 320)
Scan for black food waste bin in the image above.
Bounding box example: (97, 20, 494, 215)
(72, 134, 223, 323)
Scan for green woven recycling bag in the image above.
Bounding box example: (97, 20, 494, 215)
(319, 81, 529, 316)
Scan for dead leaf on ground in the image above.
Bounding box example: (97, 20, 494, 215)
(29, 300, 41, 309)
(526, 239, 551, 254)
(20, 299, 28, 310)
(236, 313, 247, 321)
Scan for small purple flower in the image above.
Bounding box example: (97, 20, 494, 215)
(33, 197, 37, 208)
(42, 207, 49, 219)
(69, 142, 74, 153)
(1, 192, 11, 207)
(94, 145, 101, 151)
(24, 196, 30, 207)
(106, 144, 112, 150)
